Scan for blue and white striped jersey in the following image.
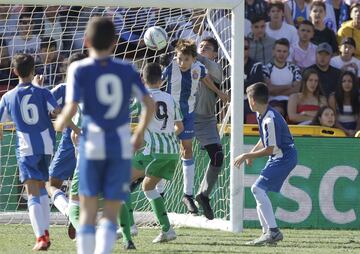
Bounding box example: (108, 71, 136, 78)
(66, 57, 148, 160)
(0, 83, 58, 156)
(162, 59, 207, 115)
(257, 106, 295, 159)
(51, 83, 74, 150)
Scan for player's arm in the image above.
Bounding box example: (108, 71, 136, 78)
(174, 120, 184, 136)
(201, 75, 229, 103)
(54, 102, 78, 132)
(132, 94, 155, 151)
(234, 145, 274, 168)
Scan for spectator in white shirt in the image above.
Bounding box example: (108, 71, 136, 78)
(330, 37, 360, 77)
(289, 20, 317, 70)
(266, 1, 299, 47)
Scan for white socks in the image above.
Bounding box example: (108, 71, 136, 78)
(182, 158, 195, 196)
(28, 196, 45, 238)
(94, 219, 117, 254)
(52, 189, 69, 217)
(77, 225, 95, 254)
(251, 185, 277, 230)
(40, 188, 50, 232)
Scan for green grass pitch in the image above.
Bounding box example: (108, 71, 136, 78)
(0, 225, 359, 253)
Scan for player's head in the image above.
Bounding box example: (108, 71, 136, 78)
(85, 16, 116, 52)
(40, 37, 58, 63)
(246, 82, 269, 112)
(142, 62, 162, 88)
(12, 53, 35, 79)
(67, 52, 87, 67)
(175, 39, 197, 71)
(198, 37, 218, 60)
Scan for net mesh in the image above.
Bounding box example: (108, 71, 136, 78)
(0, 5, 232, 228)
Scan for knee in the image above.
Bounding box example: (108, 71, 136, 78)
(206, 144, 224, 167)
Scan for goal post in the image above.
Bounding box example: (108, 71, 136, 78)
(0, 0, 245, 233)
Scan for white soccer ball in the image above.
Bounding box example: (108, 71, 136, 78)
(144, 26, 168, 51)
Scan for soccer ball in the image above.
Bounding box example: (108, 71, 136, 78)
(144, 26, 168, 51)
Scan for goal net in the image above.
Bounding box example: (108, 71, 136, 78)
(0, 1, 244, 232)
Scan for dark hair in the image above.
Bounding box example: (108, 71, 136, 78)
(40, 37, 57, 50)
(299, 20, 314, 29)
(143, 62, 162, 85)
(12, 53, 35, 78)
(268, 1, 285, 13)
(67, 52, 87, 66)
(335, 71, 359, 114)
(310, 0, 326, 12)
(19, 13, 32, 21)
(250, 15, 266, 25)
(310, 106, 335, 126)
(201, 37, 219, 52)
(300, 69, 322, 100)
(274, 38, 290, 49)
(175, 39, 197, 57)
(85, 17, 115, 50)
(246, 82, 269, 104)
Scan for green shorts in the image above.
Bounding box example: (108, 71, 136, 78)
(132, 152, 179, 180)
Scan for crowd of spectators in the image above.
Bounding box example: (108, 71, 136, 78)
(244, 0, 360, 136)
(0, 2, 360, 136)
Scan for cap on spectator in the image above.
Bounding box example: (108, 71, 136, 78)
(341, 37, 356, 48)
(316, 43, 332, 55)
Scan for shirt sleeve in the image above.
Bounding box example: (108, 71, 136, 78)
(44, 88, 59, 112)
(50, 84, 65, 107)
(65, 62, 81, 104)
(199, 64, 207, 79)
(263, 117, 277, 148)
(129, 98, 142, 117)
(291, 64, 302, 82)
(0, 96, 11, 123)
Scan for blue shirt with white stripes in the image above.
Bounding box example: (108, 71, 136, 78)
(257, 106, 295, 158)
(66, 57, 148, 159)
(0, 83, 58, 156)
(162, 59, 207, 115)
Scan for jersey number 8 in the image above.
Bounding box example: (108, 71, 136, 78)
(96, 74, 123, 119)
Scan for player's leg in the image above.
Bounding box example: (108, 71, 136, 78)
(180, 138, 197, 213)
(76, 159, 102, 254)
(68, 164, 80, 239)
(196, 143, 224, 220)
(47, 145, 77, 217)
(117, 168, 144, 244)
(94, 157, 132, 253)
(143, 176, 176, 243)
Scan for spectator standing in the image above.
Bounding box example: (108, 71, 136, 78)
(287, 68, 327, 124)
(337, 3, 360, 59)
(330, 37, 360, 77)
(264, 38, 302, 116)
(310, 0, 338, 53)
(248, 15, 276, 64)
(328, 71, 360, 136)
(289, 20, 317, 70)
(266, 1, 299, 46)
(245, 0, 269, 22)
(306, 42, 341, 98)
(244, 37, 265, 123)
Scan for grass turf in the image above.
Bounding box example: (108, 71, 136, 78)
(0, 225, 359, 253)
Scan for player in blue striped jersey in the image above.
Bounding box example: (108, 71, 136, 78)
(55, 17, 155, 254)
(46, 53, 86, 227)
(0, 53, 60, 251)
(234, 82, 297, 246)
(162, 39, 228, 214)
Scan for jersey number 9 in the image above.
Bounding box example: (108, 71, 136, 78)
(96, 74, 123, 119)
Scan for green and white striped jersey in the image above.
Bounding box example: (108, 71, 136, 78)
(132, 88, 182, 155)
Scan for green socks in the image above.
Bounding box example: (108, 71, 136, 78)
(150, 197, 170, 232)
(117, 203, 131, 242)
(68, 202, 80, 230)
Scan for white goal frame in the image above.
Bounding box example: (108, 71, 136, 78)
(3, 0, 245, 233)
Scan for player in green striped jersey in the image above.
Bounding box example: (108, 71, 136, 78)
(119, 62, 183, 244)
